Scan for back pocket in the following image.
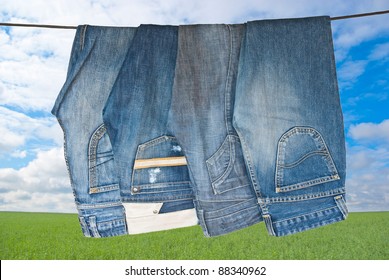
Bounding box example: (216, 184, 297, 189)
(206, 135, 251, 195)
(130, 136, 193, 201)
(275, 127, 339, 193)
(88, 124, 119, 194)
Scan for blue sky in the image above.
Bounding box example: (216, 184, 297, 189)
(0, 0, 388, 213)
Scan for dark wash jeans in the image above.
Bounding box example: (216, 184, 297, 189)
(53, 16, 347, 238)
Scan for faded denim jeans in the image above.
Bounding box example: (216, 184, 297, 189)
(103, 24, 261, 238)
(52, 26, 197, 238)
(54, 16, 347, 238)
(233, 16, 348, 236)
(104, 16, 347, 238)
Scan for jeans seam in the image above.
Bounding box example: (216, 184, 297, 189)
(233, 128, 262, 197)
(224, 24, 234, 135)
(88, 123, 108, 191)
(334, 195, 348, 218)
(274, 205, 339, 224)
(264, 188, 345, 203)
(80, 25, 88, 51)
(276, 216, 343, 237)
(76, 201, 123, 209)
(57, 119, 75, 195)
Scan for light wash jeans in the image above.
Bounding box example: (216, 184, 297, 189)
(52, 25, 197, 238)
(103, 24, 261, 237)
(233, 16, 347, 236)
(54, 16, 347, 238)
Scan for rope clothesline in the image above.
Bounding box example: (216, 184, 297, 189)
(0, 9, 388, 30)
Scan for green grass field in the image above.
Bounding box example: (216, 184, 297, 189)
(0, 211, 388, 260)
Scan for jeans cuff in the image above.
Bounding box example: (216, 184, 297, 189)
(77, 204, 128, 238)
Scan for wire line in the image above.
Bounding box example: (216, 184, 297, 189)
(0, 22, 77, 29)
(330, 9, 389, 21)
(0, 9, 388, 30)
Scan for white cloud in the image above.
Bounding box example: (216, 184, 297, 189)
(0, 148, 70, 192)
(0, 190, 75, 213)
(0, 106, 62, 155)
(346, 92, 388, 107)
(0, 30, 72, 112)
(348, 119, 389, 143)
(337, 60, 368, 87)
(10, 150, 27, 158)
(337, 41, 389, 88)
(346, 145, 389, 212)
(0, 147, 75, 213)
(346, 119, 389, 211)
(368, 42, 389, 61)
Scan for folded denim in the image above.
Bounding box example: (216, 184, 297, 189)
(52, 25, 198, 238)
(233, 16, 347, 236)
(53, 16, 347, 238)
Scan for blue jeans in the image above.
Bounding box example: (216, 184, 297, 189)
(54, 16, 348, 238)
(52, 25, 197, 238)
(233, 16, 347, 236)
(103, 24, 261, 237)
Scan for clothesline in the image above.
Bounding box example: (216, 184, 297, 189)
(0, 9, 388, 30)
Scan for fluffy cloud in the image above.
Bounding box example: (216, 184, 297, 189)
(346, 120, 389, 211)
(337, 60, 368, 88)
(348, 119, 389, 143)
(0, 147, 75, 213)
(368, 42, 389, 61)
(337, 40, 389, 89)
(0, 29, 72, 112)
(346, 145, 389, 212)
(0, 106, 62, 155)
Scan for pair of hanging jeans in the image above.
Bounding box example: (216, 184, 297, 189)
(52, 26, 198, 237)
(103, 23, 261, 238)
(53, 16, 347, 238)
(233, 16, 347, 236)
(103, 16, 347, 238)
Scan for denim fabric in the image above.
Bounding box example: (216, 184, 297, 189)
(103, 25, 196, 204)
(103, 24, 263, 237)
(52, 25, 197, 238)
(54, 16, 347, 239)
(233, 16, 347, 236)
(168, 24, 262, 236)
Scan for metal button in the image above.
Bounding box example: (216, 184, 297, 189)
(153, 210, 158, 214)
(132, 187, 140, 193)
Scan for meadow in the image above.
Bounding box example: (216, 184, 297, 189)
(0, 211, 388, 260)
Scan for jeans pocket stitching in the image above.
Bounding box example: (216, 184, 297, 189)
(131, 136, 190, 195)
(88, 124, 118, 192)
(275, 126, 339, 193)
(206, 135, 238, 194)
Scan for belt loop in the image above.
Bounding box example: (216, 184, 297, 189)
(261, 206, 276, 236)
(262, 213, 276, 236)
(89, 216, 101, 238)
(334, 195, 348, 219)
(197, 209, 210, 237)
(80, 25, 88, 51)
(79, 216, 91, 237)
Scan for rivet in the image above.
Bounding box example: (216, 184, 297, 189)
(153, 210, 158, 214)
(132, 187, 139, 193)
